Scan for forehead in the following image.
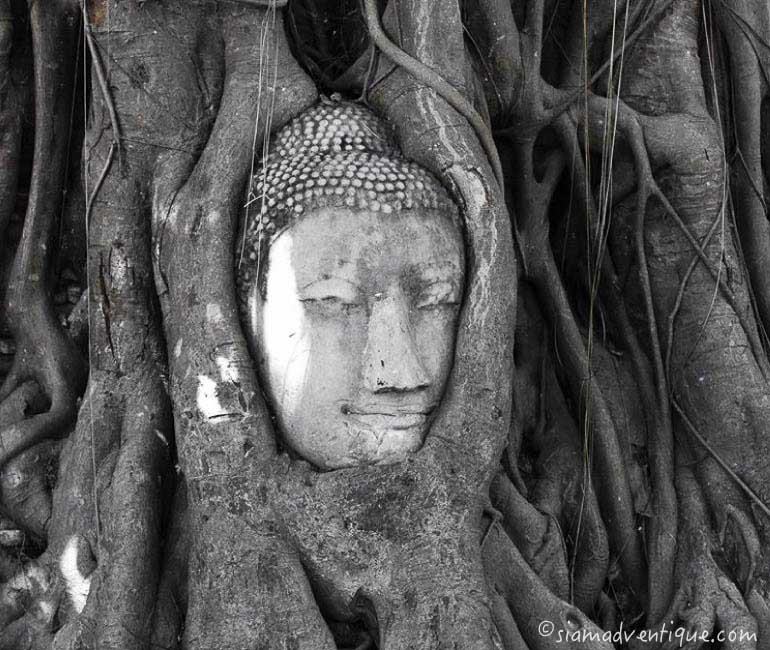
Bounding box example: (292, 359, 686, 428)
(275, 207, 465, 281)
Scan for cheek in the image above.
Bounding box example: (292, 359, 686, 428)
(257, 295, 312, 417)
(261, 307, 371, 419)
(413, 309, 459, 383)
(296, 312, 369, 404)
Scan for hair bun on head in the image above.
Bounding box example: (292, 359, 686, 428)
(235, 96, 459, 302)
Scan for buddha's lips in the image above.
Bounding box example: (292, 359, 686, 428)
(345, 411, 429, 431)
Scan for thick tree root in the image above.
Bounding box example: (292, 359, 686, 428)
(711, 0, 770, 339)
(631, 466, 759, 650)
(481, 520, 612, 650)
(491, 471, 570, 602)
(0, 380, 60, 539)
(512, 287, 611, 615)
(150, 483, 189, 650)
(260, 451, 505, 650)
(658, 566, 757, 650)
(0, 0, 84, 531)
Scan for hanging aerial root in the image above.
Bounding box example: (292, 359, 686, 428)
(555, 100, 679, 621)
(518, 195, 647, 605)
(664, 208, 724, 381)
(82, 0, 121, 226)
(0, 0, 21, 245)
(562, 88, 770, 622)
(576, 94, 768, 378)
(485, 0, 648, 601)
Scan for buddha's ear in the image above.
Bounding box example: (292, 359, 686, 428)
(365, 0, 517, 486)
(243, 276, 263, 361)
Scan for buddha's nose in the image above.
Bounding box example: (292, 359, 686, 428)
(362, 291, 430, 393)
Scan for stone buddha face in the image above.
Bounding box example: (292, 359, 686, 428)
(248, 205, 464, 469)
(237, 99, 465, 469)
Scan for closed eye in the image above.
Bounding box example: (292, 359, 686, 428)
(299, 277, 362, 305)
(415, 280, 461, 309)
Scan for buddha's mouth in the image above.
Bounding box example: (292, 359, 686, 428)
(341, 402, 436, 433)
(346, 411, 429, 431)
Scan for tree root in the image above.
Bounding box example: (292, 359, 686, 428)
(655, 560, 757, 650)
(0, 380, 60, 540)
(91, 387, 171, 650)
(0, 371, 173, 649)
(491, 471, 570, 602)
(745, 590, 770, 648)
(150, 483, 189, 650)
(565, 94, 718, 622)
(0, 609, 54, 650)
(488, 587, 528, 650)
(485, 2, 647, 600)
(631, 463, 760, 650)
(0, 547, 22, 585)
(155, 4, 325, 647)
(533, 383, 610, 614)
(513, 287, 610, 615)
(264, 452, 504, 650)
(0, 441, 58, 541)
(481, 520, 612, 650)
(711, 0, 770, 339)
(3, 2, 770, 649)
(720, 504, 761, 594)
(525, 239, 646, 604)
(0, 0, 84, 495)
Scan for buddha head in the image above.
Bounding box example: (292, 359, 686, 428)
(237, 99, 465, 470)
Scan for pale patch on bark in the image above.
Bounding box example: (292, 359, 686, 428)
(215, 355, 239, 383)
(36, 598, 54, 622)
(206, 303, 224, 325)
(196, 374, 224, 418)
(60, 536, 92, 614)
